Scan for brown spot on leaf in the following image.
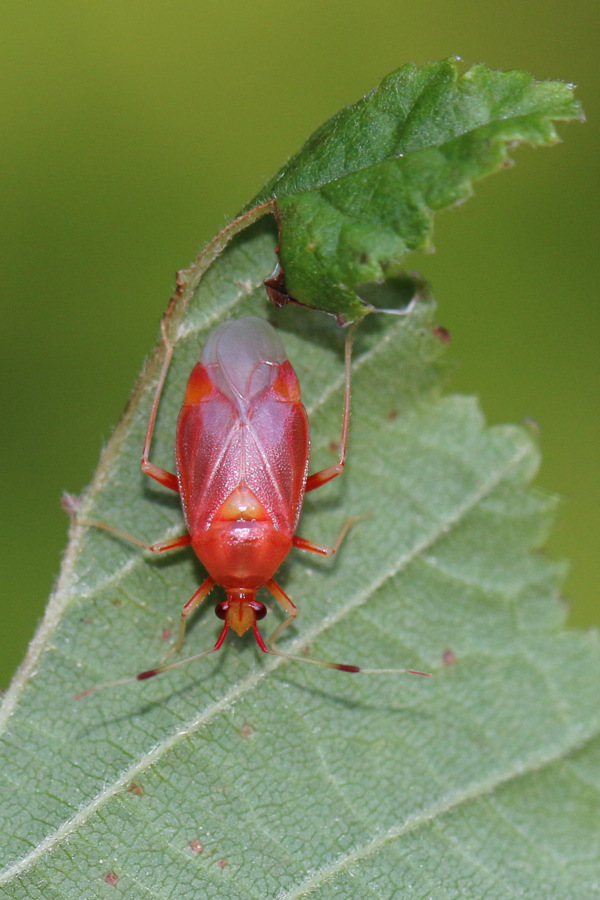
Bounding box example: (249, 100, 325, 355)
(442, 648, 457, 666)
(432, 325, 451, 343)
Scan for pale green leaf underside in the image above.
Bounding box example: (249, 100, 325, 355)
(0, 219, 599, 899)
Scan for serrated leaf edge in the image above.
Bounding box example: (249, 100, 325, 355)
(0, 403, 559, 887)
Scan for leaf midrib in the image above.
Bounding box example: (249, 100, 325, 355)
(273, 108, 555, 202)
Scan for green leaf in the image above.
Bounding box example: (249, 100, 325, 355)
(0, 64, 597, 900)
(252, 59, 583, 320)
(1, 222, 599, 899)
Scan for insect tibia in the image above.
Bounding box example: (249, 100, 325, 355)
(137, 669, 159, 681)
(360, 667, 431, 677)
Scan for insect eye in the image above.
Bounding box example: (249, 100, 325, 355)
(249, 601, 267, 620)
(215, 601, 229, 620)
(184, 363, 215, 405)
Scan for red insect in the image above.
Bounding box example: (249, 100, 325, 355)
(80, 315, 428, 687)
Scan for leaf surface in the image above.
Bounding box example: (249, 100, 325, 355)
(0, 65, 597, 900)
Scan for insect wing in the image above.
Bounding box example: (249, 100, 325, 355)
(243, 378, 309, 533)
(176, 387, 242, 534)
(176, 318, 310, 538)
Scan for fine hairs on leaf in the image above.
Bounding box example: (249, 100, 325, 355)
(0, 60, 597, 900)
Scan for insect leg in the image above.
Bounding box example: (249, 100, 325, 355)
(261, 574, 429, 677)
(264, 578, 298, 651)
(266, 514, 368, 654)
(305, 325, 354, 493)
(292, 513, 372, 557)
(168, 576, 216, 657)
(63, 495, 191, 553)
(76, 518, 192, 554)
(261, 581, 361, 672)
(141, 319, 179, 492)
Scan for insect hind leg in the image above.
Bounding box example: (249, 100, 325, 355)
(141, 319, 180, 491)
(63, 495, 192, 554)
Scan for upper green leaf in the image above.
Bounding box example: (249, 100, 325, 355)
(252, 59, 582, 319)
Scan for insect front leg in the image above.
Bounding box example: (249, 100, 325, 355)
(264, 578, 298, 652)
(160, 576, 216, 663)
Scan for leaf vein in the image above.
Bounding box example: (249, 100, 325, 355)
(275, 729, 600, 900)
(0, 432, 556, 886)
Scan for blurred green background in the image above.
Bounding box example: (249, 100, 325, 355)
(1, 1, 598, 689)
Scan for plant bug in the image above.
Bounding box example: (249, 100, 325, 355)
(77, 312, 429, 693)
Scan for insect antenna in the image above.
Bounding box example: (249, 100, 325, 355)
(74, 626, 230, 698)
(136, 623, 229, 681)
(261, 645, 430, 677)
(74, 673, 144, 700)
(74, 645, 222, 699)
(76, 631, 429, 698)
(251, 622, 430, 677)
